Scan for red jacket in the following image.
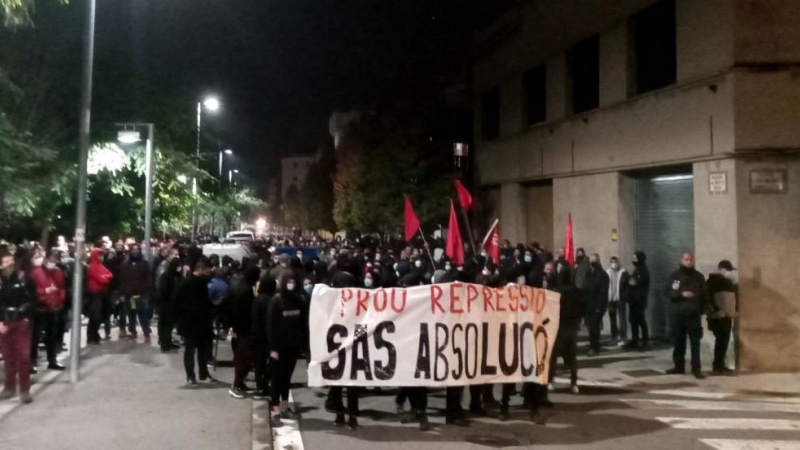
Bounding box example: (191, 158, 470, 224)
(87, 249, 114, 294)
(30, 265, 66, 311)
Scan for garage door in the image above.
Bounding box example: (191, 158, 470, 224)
(634, 174, 694, 339)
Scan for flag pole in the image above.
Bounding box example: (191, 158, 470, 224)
(418, 226, 437, 268)
(459, 205, 479, 260)
(481, 218, 500, 248)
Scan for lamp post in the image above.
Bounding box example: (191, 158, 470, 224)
(219, 148, 233, 178)
(191, 97, 220, 243)
(229, 169, 239, 185)
(70, 0, 96, 384)
(117, 123, 155, 263)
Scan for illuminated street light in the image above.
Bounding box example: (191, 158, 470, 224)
(203, 97, 220, 112)
(192, 96, 222, 242)
(219, 148, 233, 177)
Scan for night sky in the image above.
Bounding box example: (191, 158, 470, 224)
(3, 0, 509, 192)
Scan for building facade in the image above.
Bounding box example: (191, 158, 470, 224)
(280, 156, 316, 200)
(473, 0, 800, 371)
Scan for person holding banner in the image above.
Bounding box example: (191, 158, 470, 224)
(550, 264, 584, 394)
(267, 274, 308, 427)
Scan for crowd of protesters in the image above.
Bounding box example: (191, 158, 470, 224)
(0, 233, 736, 426)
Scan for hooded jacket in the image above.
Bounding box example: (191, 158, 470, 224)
(252, 275, 277, 347)
(174, 273, 214, 340)
(119, 255, 151, 298)
(230, 267, 260, 338)
(30, 263, 66, 311)
(0, 269, 37, 322)
(267, 282, 308, 354)
(87, 248, 113, 294)
(582, 262, 610, 315)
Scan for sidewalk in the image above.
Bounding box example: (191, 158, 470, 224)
(0, 323, 253, 450)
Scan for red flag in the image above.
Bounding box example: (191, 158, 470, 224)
(565, 213, 575, 266)
(481, 219, 500, 265)
(454, 180, 473, 210)
(446, 202, 465, 265)
(404, 195, 421, 243)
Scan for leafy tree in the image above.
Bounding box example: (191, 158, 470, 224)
(1, 0, 67, 28)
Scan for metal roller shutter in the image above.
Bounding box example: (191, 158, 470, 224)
(634, 175, 694, 339)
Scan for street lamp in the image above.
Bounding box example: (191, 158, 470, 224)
(229, 169, 239, 185)
(192, 96, 221, 243)
(116, 123, 155, 265)
(219, 148, 233, 177)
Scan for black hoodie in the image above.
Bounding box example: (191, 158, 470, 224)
(627, 251, 651, 307)
(251, 275, 277, 346)
(230, 267, 260, 338)
(268, 280, 308, 353)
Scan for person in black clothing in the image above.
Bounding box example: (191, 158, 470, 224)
(158, 254, 182, 352)
(252, 275, 277, 399)
(582, 253, 610, 356)
(268, 274, 307, 428)
(229, 266, 261, 399)
(0, 250, 38, 403)
(706, 260, 736, 375)
(624, 251, 651, 350)
(549, 266, 584, 394)
(326, 268, 363, 430)
(666, 252, 706, 379)
(174, 258, 217, 385)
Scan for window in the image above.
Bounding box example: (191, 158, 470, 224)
(480, 86, 500, 140)
(524, 65, 547, 126)
(568, 35, 600, 114)
(630, 0, 676, 94)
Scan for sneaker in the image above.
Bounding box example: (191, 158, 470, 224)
(348, 416, 359, 430)
(252, 392, 269, 401)
(334, 413, 346, 427)
(47, 362, 65, 371)
(693, 370, 706, 380)
(395, 401, 406, 415)
(0, 389, 16, 401)
(282, 409, 301, 421)
(270, 414, 283, 428)
(127, 333, 138, 341)
(445, 415, 469, 427)
(622, 341, 639, 350)
(713, 367, 735, 376)
(199, 375, 219, 384)
(547, 383, 555, 392)
(665, 367, 686, 375)
(571, 384, 580, 395)
(19, 393, 32, 404)
(401, 410, 420, 424)
(530, 411, 546, 425)
(419, 414, 432, 432)
(187, 378, 198, 387)
(229, 386, 246, 399)
(144, 335, 152, 344)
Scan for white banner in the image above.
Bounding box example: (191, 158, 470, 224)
(307, 282, 560, 387)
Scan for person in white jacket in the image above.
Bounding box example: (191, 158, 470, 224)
(606, 256, 630, 346)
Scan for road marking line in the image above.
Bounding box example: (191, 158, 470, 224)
(272, 391, 305, 450)
(252, 400, 272, 450)
(701, 439, 800, 450)
(656, 417, 800, 430)
(553, 377, 623, 388)
(650, 389, 800, 404)
(625, 398, 800, 414)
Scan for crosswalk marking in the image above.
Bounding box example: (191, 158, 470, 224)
(657, 418, 800, 430)
(701, 439, 800, 450)
(625, 398, 800, 414)
(650, 389, 800, 404)
(272, 392, 305, 450)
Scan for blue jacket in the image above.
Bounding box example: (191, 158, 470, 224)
(207, 277, 229, 306)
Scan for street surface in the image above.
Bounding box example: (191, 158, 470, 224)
(1, 324, 799, 450)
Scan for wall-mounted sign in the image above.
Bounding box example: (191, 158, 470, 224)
(709, 171, 728, 194)
(750, 170, 787, 194)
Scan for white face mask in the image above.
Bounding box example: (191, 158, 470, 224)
(611, 262, 619, 270)
(482, 269, 491, 276)
(32, 257, 44, 267)
(286, 283, 296, 291)
(304, 284, 313, 294)
(364, 278, 373, 288)
(445, 264, 452, 271)
(45, 262, 56, 270)
(415, 260, 422, 268)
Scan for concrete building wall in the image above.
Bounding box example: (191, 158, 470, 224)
(281, 157, 315, 199)
(553, 173, 620, 262)
(733, 0, 800, 64)
(524, 184, 554, 250)
(500, 183, 526, 245)
(692, 159, 739, 276)
(735, 157, 800, 371)
(600, 23, 629, 106)
(676, 0, 734, 82)
(734, 70, 800, 151)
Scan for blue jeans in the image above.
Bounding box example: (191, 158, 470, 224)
(127, 295, 152, 336)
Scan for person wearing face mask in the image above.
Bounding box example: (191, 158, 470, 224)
(86, 248, 113, 346)
(606, 257, 630, 346)
(0, 249, 38, 403)
(624, 251, 650, 351)
(174, 258, 217, 386)
(29, 251, 66, 371)
(267, 275, 307, 427)
(251, 275, 277, 400)
(119, 244, 152, 342)
(581, 253, 609, 356)
(158, 249, 184, 352)
(666, 252, 706, 379)
(705, 260, 737, 376)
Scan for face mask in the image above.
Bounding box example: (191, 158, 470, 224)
(415, 260, 422, 268)
(375, 254, 381, 261)
(524, 255, 533, 263)
(611, 263, 619, 270)
(297, 254, 303, 260)
(482, 269, 491, 276)
(304, 284, 313, 294)
(286, 283, 296, 291)
(330, 251, 336, 256)
(32, 257, 44, 267)
(364, 278, 374, 288)
(46, 262, 56, 270)
(445, 264, 452, 271)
